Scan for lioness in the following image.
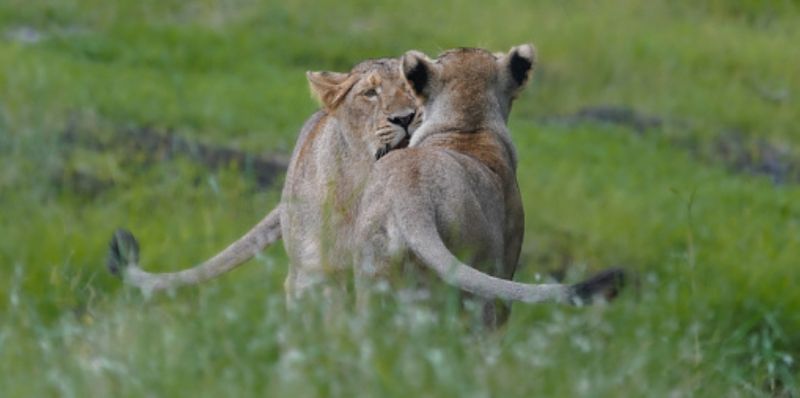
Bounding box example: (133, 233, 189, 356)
(352, 45, 624, 326)
(108, 58, 421, 296)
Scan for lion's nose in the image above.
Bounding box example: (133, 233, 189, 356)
(388, 111, 416, 129)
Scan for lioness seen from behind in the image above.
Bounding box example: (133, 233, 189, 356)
(353, 45, 624, 327)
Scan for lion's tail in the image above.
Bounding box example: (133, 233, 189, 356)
(107, 205, 283, 295)
(399, 210, 625, 304)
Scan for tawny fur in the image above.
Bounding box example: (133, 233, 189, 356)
(352, 45, 623, 327)
(109, 58, 421, 297)
(281, 59, 421, 301)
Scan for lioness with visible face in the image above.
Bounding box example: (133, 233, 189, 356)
(282, 59, 420, 300)
(352, 45, 623, 327)
(108, 58, 421, 297)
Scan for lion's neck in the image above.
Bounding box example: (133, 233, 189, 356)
(411, 94, 505, 142)
(409, 96, 517, 170)
(320, 116, 374, 198)
(290, 114, 374, 192)
(328, 118, 370, 159)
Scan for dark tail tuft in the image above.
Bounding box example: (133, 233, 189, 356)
(107, 228, 140, 277)
(569, 267, 627, 305)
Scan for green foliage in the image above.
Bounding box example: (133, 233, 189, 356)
(1, 0, 798, 396)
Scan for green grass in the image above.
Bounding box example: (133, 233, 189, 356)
(1, 0, 799, 396)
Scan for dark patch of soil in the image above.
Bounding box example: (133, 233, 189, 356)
(116, 126, 289, 188)
(57, 122, 290, 197)
(543, 105, 664, 133)
(52, 169, 114, 198)
(710, 130, 799, 185)
(543, 105, 800, 185)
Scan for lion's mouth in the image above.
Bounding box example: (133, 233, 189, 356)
(397, 133, 411, 149)
(375, 132, 412, 161)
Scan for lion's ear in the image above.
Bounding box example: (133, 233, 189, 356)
(499, 44, 536, 94)
(401, 50, 436, 99)
(306, 71, 355, 110)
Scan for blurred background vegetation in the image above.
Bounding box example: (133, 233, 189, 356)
(1, 0, 799, 396)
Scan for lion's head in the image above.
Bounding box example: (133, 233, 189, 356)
(307, 58, 421, 160)
(400, 45, 535, 128)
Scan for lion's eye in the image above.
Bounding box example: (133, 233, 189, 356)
(362, 88, 378, 98)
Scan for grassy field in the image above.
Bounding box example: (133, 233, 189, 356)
(2, 0, 799, 396)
